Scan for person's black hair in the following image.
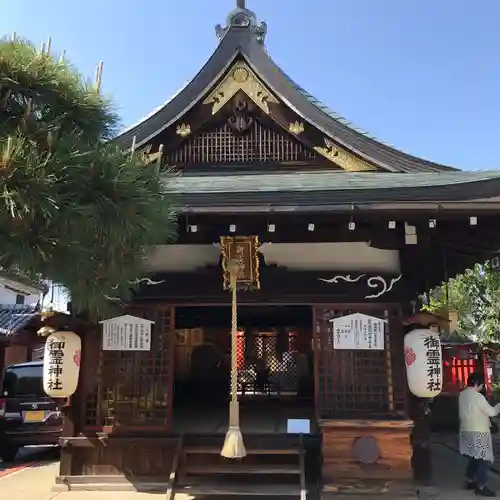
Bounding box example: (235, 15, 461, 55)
(467, 372, 486, 387)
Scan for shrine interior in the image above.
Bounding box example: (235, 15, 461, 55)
(171, 305, 315, 434)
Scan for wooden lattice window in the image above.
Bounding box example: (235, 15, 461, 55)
(314, 307, 406, 418)
(84, 307, 173, 430)
(165, 119, 317, 165)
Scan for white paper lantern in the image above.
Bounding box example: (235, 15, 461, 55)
(43, 331, 81, 398)
(404, 328, 442, 398)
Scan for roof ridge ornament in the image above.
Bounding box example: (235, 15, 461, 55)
(215, 1, 267, 45)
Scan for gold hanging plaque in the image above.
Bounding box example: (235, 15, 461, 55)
(220, 236, 260, 291)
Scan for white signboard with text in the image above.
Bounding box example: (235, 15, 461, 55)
(101, 315, 154, 351)
(330, 313, 386, 350)
(287, 418, 311, 434)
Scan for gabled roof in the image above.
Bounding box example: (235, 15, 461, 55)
(0, 304, 39, 338)
(115, 5, 457, 174)
(0, 275, 43, 296)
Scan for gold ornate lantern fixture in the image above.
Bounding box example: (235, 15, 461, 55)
(220, 236, 260, 459)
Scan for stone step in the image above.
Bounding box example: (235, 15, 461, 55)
(175, 482, 304, 496)
(184, 445, 300, 455)
(185, 463, 301, 475)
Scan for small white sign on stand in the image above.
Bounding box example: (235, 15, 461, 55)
(330, 313, 386, 350)
(100, 315, 154, 351)
(287, 418, 311, 434)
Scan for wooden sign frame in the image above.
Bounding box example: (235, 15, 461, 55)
(220, 235, 260, 291)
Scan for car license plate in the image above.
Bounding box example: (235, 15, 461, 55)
(24, 410, 45, 422)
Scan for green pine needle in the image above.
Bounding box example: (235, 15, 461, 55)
(0, 38, 178, 319)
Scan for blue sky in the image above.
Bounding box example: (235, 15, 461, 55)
(3, 0, 500, 170)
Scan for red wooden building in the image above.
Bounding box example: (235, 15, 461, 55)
(432, 341, 494, 430)
(54, 2, 500, 497)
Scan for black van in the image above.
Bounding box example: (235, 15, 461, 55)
(0, 361, 63, 461)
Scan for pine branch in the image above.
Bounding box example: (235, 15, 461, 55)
(0, 38, 178, 319)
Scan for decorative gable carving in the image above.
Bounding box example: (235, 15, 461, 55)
(138, 144, 162, 165)
(201, 62, 377, 172)
(314, 138, 378, 172)
(203, 61, 279, 115)
(227, 95, 254, 134)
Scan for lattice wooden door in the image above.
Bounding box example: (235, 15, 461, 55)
(84, 306, 174, 431)
(314, 307, 406, 418)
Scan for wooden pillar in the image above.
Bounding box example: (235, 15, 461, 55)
(59, 327, 87, 481)
(168, 305, 175, 432)
(59, 417, 74, 479)
(0, 344, 5, 379)
(385, 309, 395, 411)
(312, 307, 320, 419)
(409, 396, 433, 486)
(403, 311, 449, 487)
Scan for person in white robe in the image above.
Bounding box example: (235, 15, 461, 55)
(459, 372, 500, 497)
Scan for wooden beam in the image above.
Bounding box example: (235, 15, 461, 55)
(176, 213, 406, 246)
(132, 268, 408, 304)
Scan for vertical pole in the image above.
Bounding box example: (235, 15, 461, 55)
(155, 144, 164, 177)
(167, 306, 175, 433)
(130, 136, 137, 157)
(411, 396, 433, 488)
(443, 246, 450, 335)
(406, 318, 434, 489)
(312, 307, 319, 419)
(95, 62, 104, 95)
(0, 345, 5, 383)
(59, 325, 82, 483)
(384, 310, 394, 412)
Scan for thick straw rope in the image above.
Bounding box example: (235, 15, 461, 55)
(221, 265, 246, 458)
(230, 275, 238, 403)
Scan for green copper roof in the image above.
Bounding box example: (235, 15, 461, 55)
(166, 170, 500, 194)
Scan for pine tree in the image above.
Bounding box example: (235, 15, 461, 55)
(0, 37, 177, 318)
